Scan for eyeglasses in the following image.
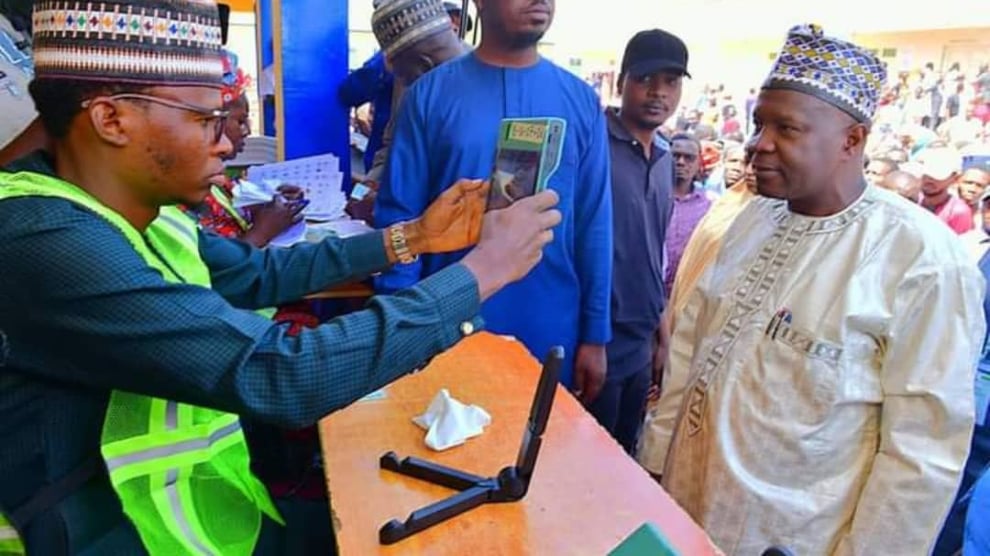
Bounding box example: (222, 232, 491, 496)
(82, 93, 231, 144)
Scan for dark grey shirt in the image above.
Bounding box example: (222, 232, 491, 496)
(605, 108, 674, 376)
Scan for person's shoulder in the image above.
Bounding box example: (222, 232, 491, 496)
(401, 52, 473, 107)
(542, 59, 591, 86)
(410, 52, 474, 89)
(541, 59, 600, 105)
(364, 50, 386, 68)
(0, 189, 129, 254)
(0, 193, 152, 288)
(0, 194, 97, 233)
(868, 187, 973, 270)
(949, 194, 975, 215)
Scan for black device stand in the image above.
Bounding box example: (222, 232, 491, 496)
(377, 346, 564, 545)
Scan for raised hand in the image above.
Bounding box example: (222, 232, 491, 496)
(404, 179, 489, 255)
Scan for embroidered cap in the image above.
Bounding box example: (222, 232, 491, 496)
(372, 0, 452, 58)
(31, 0, 225, 87)
(763, 24, 887, 123)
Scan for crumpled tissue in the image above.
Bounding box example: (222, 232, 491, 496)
(232, 178, 281, 208)
(412, 389, 491, 451)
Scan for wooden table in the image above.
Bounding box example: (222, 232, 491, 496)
(319, 333, 720, 555)
(305, 282, 373, 300)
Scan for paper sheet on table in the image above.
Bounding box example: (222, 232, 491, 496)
(307, 219, 373, 239)
(246, 153, 347, 220)
(359, 388, 387, 402)
(267, 219, 307, 248)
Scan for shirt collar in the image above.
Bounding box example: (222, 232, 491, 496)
(605, 107, 670, 152)
(675, 184, 707, 202)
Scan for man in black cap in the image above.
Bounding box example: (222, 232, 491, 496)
(589, 29, 688, 455)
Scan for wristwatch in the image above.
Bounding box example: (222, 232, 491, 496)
(388, 223, 418, 264)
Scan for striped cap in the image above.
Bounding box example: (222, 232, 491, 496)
(372, 0, 451, 58)
(31, 0, 225, 87)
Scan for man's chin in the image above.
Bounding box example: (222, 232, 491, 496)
(642, 116, 668, 130)
(756, 187, 785, 199)
(509, 30, 546, 49)
(755, 178, 787, 199)
(174, 185, 214, 207)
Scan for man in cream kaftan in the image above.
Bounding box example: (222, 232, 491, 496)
(643, 25, 986, 555)
(653, 185, 984, 554)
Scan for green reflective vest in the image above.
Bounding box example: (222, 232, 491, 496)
(0, 172, 282, 555)
(0, 514, 24, 556)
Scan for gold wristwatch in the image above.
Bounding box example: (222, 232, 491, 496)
(388, 223, 418, 264)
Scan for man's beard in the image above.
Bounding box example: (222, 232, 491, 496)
(506, 29, 545, 50)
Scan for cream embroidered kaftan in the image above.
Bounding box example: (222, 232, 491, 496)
(640, 186, 985, 555)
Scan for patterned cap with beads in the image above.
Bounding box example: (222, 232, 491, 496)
(763, 24, 887, 123)
(31, 0, 224, 87)
(372, 0, 452, 58)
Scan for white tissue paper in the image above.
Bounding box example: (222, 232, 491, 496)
(412, 389, 491, 451)
(231, 178, 279, 209)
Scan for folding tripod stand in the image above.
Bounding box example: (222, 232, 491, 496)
(377, 347, 564, 545)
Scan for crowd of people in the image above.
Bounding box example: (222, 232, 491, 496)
(1, 0, 990, 554)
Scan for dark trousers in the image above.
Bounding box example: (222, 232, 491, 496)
(256, 497, 337, 555)
(588, 364, 652, 455)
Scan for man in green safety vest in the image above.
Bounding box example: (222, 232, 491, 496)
(0, 0, 562, 553)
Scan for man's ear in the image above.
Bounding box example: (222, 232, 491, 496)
(85, 99, 134, 148)
(616, 74, 625, 96)
(844, 122, 869, 156)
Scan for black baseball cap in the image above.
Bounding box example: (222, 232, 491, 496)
(621, 29, 690, 79)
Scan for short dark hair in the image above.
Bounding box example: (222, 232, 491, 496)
(670, 132, 701, 154)
(28, 79, 148, 139)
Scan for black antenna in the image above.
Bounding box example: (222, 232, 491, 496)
(377, 347, 564, 545)
(469, 1, 480, 46)
(458, 0, 469, 41)
(218, 4, 231, 46)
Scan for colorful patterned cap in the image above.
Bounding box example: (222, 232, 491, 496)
(31, 0, 224, 87)
(372, 0, 452, 58)
(763, 24, 887, 123)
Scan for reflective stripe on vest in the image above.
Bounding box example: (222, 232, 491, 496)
(0, 514, 24, 555)
(209, 184, 250, 231)
(0, 172, 281, 555)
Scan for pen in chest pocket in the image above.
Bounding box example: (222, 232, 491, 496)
(765, 308, 792, 340)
